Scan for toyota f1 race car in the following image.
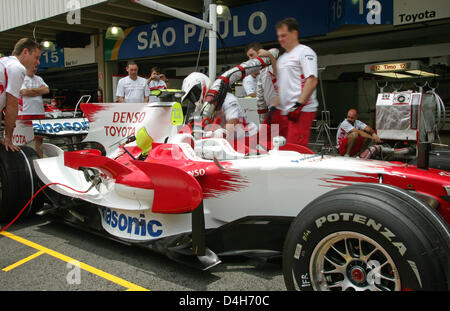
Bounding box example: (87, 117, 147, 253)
(1, 99, 449, 291)
(1, 50, 449, 291)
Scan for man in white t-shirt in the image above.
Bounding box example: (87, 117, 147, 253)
(336, 109, 381, 157)
(116, 61, 150, 103)
(148, 66, 169, 102)
(260, 18, 318, 147)
(0, 38, 42, 152)
(19, 67, 49, 119)
(19, 67, 50, 157)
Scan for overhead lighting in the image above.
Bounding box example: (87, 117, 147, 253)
(372, 72, 415, 79)
(216, 0, 231, 21)
(406, 70, 439, 77)
(106, 26, 125, 40)
(41, 40, 56, 51)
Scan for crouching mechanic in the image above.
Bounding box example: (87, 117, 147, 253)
(0, 38, 42, 152)
(19, 66, 50, 157)
(181, 72, 258, 153)
(214, 92, 259, 153)
(336, 109, 381, 157)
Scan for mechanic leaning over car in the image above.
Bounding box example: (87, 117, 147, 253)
(0, 38, 42, 152)
(116, 60, 150, 103)
(259, 18, 319, 147)
(19, 66, 50, 157)
(336, 109, 381, 157)
(181, 72, 258, 150)
(245, 42, 280, 128)
(243, 43, 260, 98)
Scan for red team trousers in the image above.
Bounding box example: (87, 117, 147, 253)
(264, 109, 315, 147)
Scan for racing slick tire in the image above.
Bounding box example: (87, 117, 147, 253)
(0, 145, 44, 223)
(282, 183, 450, 291)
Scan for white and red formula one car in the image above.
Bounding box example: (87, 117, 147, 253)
(1, 51, 449, 291)
(1, 99, 449, 291)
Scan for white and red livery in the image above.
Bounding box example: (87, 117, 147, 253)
(1, 56, 448, 292)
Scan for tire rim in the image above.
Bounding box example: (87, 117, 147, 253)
(309, 232, 401, 291)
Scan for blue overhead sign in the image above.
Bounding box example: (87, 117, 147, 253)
(329, 0, 393, 31)
(38, 48, 65, 69)
(105, 0, 329, 61)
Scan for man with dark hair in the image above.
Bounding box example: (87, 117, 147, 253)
(242, 43, 262, 98)
(0, 38, 41, 151)
(148, 66, 169, 102)
(245, 43, 280, 128)
(261, 17, 319, 147)
(116, 60, 150, 103)
(245, 42, 263, 59)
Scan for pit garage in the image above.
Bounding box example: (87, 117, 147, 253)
(1, 0, 449, 143)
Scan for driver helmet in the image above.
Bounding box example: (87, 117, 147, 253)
(181, 72, 210, 111)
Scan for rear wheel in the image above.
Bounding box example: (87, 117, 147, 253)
(0, 145, 44, 223)
(283, 184, 450, 291)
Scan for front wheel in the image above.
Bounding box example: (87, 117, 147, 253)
(283, 184, 449, 291)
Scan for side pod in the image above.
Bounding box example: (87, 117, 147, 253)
(131, 161, 203, 214)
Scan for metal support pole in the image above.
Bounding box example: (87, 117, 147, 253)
(209, 3, 217, 81)
(133, 0, 213, 30)
(133, 0, 217, 82)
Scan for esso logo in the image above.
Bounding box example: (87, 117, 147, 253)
(188, 169, 206, 177)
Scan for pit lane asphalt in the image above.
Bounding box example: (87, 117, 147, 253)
(0, 216, 285, 291)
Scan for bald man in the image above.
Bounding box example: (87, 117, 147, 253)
(336, 109, 381, 157)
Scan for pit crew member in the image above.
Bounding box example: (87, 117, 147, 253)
(216, 92, 258, 143)
(243, 43, 260, 98)
(336, 108, 381, 157)
(116, 60, 150, 103)
(262, 18, 319, 147)
(181, 73, 257, 152)
(0, 38, 41, 152)
(246, 43, 280, 125)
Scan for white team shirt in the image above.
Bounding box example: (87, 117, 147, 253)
(148, 79, 167, 102)
(257, 65, 278, 108)
(216, 93, 257, 140)
(19, 74, 48, 115)
(218, 93, 248, 125)
(277, 44, 319, 114)
(116, 76, 150, 103)
(0, 56, 26, 110)
(243, 74, 258, 96)
(336, 119, 368, 149)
